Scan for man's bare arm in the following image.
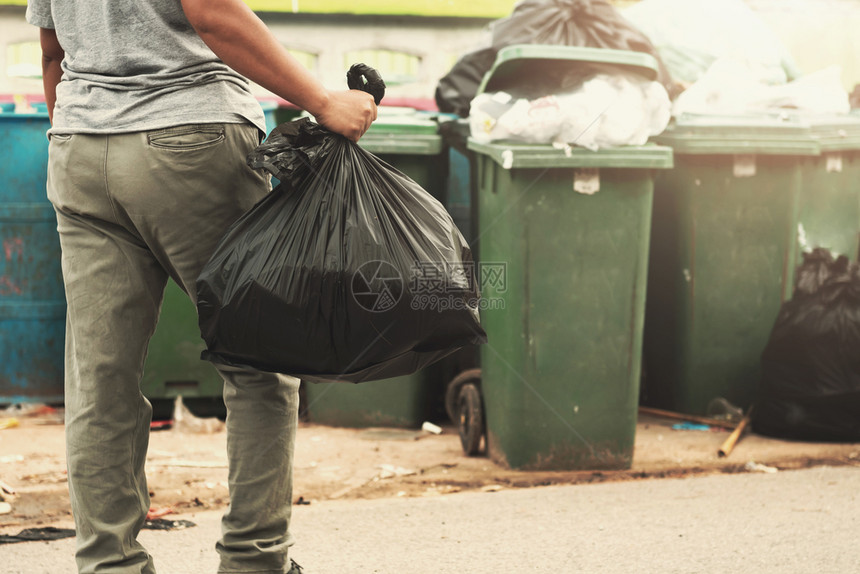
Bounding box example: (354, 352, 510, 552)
(180, 0, 376, 141)
(39, 27, 64, 125)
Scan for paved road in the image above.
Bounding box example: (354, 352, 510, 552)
(5, 466, 859, 573)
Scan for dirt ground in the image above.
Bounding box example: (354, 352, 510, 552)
(1, 406, 858, 533)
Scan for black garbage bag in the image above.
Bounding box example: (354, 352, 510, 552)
(754, 249, 860, 442)
(435, 0, 674, 116)
(196, 118, 487, 383)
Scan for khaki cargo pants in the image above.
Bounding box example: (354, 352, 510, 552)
(47, 123, 299, 574)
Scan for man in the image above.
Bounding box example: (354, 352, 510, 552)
(26, 1, 377, 572)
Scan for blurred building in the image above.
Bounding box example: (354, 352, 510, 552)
(0, 1, 514, 102)
(2, 0, 859, 103)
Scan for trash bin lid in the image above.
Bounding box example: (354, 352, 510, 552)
(366, 108, 439, 136)
(653, 113, 821, 156)
(798, 114, 860, 152)
(466, 139, 673, 170)
(360, 107, 442, 155)
(478, 44, 660, 96)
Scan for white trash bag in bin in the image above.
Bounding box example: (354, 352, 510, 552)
(469, 72, 671, 150)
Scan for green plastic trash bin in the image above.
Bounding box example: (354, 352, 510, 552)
(471, 141, 672, 470)
(304, 107, 450, 428)
(644, 114, 821, 416)
(797, 115, 860, 261)
(468, 45, 673, 470)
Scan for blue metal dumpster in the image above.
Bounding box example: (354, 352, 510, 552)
(0, 112, 65, 404)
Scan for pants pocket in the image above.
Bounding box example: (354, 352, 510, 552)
(147, 124, 226, 151)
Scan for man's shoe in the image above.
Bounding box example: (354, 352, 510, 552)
(287, 559, 304, 573)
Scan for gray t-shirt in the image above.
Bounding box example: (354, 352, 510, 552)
(26, 0, 266, 135)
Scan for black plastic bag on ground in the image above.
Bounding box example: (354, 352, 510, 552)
(754, 249, 860, 442)
(435, 0, 674, 116)
(196, 118, 487, 383)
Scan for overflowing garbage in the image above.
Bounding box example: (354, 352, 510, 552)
(672, 62, 850, 117)
(755, 249, 860, 442)
(439, 0, 856, 149)
(469, 71, 671, 149)
(623, 0, 850, 116)
(622, 0, 800, 86)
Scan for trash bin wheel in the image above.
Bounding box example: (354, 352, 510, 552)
(445, 368, 482, 423)
(457, 382, 485, 456)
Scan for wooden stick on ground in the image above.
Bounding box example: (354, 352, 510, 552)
(638, 406, 738, 430)
(718, 406, 755, 458)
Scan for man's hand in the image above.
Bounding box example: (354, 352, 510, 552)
(314, 90, 377, 142)
(181, 0, 377, 141)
